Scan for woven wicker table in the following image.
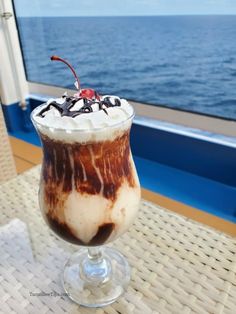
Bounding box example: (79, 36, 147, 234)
(0, 166, 235, 314)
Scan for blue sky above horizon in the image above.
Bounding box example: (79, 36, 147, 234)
(14, 0, 236, 17)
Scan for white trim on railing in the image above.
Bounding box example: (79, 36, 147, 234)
(0, 0, 28, 105)
(28, 82, 236, 138)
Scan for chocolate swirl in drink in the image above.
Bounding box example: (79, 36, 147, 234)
(32, 56, 140, 246)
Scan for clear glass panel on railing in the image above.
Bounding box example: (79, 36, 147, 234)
(13, 0, 236, 119)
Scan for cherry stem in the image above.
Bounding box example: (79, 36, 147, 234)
(50, 55, 81, 91)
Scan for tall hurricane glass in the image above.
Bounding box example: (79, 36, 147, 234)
(31, 105, 141, 307)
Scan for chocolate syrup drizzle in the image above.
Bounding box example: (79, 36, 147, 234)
(37, 95, 121, 118)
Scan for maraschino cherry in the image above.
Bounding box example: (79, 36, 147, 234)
(51, 55, 100, 100)
(79, 88, 100, 100)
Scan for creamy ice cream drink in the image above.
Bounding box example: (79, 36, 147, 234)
(32, 56, 141, 247)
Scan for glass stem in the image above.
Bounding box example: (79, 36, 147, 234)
(88, 247, 103, 262)
(81, 247, 111, 284)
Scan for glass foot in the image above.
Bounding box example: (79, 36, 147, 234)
(63, 247, 130, 307)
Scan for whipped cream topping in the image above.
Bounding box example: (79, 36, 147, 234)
(32, 94, 134, 143)
(33, 95, 134, 131)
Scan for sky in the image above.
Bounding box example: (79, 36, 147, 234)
(14, 0, 236, 17)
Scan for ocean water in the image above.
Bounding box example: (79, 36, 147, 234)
(17, 16, 236, 119)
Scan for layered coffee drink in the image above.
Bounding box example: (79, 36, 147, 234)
(32, 56, 141, 306)
(32, 92, 141, 246)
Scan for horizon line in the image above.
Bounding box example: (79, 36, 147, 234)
(17, 13, 236, 18)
